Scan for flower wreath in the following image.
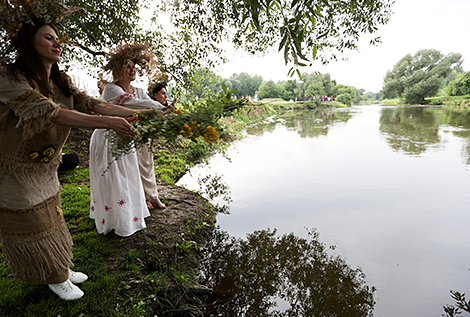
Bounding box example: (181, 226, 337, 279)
(103, 43, 165, 82)
(0, 0, 80, 64)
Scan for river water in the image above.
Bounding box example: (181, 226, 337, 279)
(177, 105, 470, 317)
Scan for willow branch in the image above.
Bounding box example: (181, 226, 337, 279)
(71, 41, 107, 57)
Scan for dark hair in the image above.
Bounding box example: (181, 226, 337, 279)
(152, 82, 166, 95)
(7, 21, 72, 97)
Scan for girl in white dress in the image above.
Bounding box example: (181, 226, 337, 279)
(89, 44, 169, 237)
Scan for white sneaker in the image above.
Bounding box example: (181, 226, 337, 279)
(69, 269, 88, 284)
(48, 279, 84, 300)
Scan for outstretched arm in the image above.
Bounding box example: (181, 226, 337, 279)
(51, 108, 138, 138)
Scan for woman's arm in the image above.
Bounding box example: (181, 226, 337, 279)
(92, 102, 136, 117)
(93, 101, 158, 118)
(103, 84, 164, 110)
(50, 108, 137, 137)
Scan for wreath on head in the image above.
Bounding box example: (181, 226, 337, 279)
(0, 0, 80, 64)
(103, 43, 161, 80)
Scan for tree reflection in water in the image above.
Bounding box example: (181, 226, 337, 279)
(246, 110, 353, 139)
(199, 229, 375, 316)
(194, 173, 232, 214)
(442, 108, 470, 166)
(379, 107, 441, 155)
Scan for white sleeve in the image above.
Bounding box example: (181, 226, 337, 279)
(102, 84, 164, 110)
(134, 87, 164, 110)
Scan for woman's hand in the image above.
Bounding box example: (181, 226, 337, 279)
(108, 116, 138, 138)
(52, 108, 136, 138)
(163, 98, 177, 113)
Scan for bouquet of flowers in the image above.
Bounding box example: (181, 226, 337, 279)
(105, 84, 246, 161)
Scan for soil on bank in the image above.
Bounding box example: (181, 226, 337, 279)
(62, 128, 216, 308)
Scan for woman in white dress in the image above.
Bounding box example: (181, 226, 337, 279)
(89, 44, 169, 237)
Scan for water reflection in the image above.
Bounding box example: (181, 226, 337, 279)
(200, 229, 375, 317)
(441, 109, 470, 166)
(246, 110, 354, 139)
(442, 108, 470, 129)
(379, 107, 441, 155)
(177, 105, 470, 317)
(190, 173, 232, 214)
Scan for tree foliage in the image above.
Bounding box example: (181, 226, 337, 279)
(382, 49, 463, 104)
(258, 80, 282, 99)
(224, 72, 263, 99)
(447, 72, 470, 96)
(282, 79, 298, 100)
(160, 0, 393, 77)
(296, 72, 335, 98)
(1, 0, 394, 92)
(184, 68, 223, 99)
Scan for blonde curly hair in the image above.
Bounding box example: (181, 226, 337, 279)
(103, 43, 160, 81)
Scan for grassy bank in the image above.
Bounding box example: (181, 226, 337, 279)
(427, 94, 470, 107)
(0, 102, 331, 316)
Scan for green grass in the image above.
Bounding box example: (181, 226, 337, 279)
(426, 94, 470, 106)
(379, 98, 401, 106)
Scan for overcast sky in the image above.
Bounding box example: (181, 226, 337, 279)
(217, 0, 470, 93)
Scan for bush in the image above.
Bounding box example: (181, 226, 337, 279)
(336, 93, 352, 106)
(449, 72, 470, 96)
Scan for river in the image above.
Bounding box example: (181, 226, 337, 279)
(177, 104, 470, 317)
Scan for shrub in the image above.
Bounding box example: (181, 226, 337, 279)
(449, 72, 470, 96)
(336, 93, 352, 106)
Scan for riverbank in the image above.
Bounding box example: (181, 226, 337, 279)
(0, 101, 344, 316)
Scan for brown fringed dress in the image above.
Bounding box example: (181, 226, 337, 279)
(0, 67, 100, 284)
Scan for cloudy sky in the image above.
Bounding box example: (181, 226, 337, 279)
(217, 0, 470, 93)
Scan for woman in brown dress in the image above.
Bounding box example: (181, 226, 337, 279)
(0, 20, 143, 300)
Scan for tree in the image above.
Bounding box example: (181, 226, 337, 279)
(322, 73, 336, 96)
(296, 72, 335, 99)
(306, 81, 325, 97)
(332, 84, 358, 105)
(282, 80, 298, 100)
(366, 92, 380, 101)
(224, 73, 263, 98)
(259, 80, 281, 99)
(185, 68, 223, 98)
(382, 49, 463, 104)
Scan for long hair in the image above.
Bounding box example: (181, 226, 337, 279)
(6, 21, 72, 97)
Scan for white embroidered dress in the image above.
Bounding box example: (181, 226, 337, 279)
(89, 84, 163, 237)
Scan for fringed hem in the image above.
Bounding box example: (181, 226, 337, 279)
(2, 216, 73, 284)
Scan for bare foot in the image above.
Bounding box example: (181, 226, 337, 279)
(146, 200, 153, 209)
(148, 199, 166, 209)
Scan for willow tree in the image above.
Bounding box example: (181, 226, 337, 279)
(382, 49, 463, 104)
(1, 0, 395, 90)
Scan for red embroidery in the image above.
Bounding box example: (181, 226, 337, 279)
(117, 199, 126, 206)
(133, 216, 139, 222)
(91, 205, 94, 212)
(115, 93, 136, 105)
(104, 205, 112, 212)
(101, 219, 105, 225)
